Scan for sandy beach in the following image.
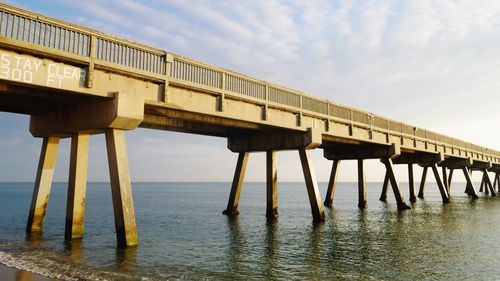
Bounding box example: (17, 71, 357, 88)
(0, 264, 58, 281)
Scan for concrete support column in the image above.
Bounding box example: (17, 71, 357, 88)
(298, 148, 325, 222)
(27, 137, 60, 233)
(418, 166, 428, 199)
(494, 173, 500, 192)
(379, 171, 389, 202)
(448, 169, 454, 192)
(493, 173, 498, 192)
(223, 152, 249, 216)
(105, 129, 138, 247)
(382, 159, 411, 210)
(266, 151, 278, 219)
(462, 167, 478, 199)
(65, 133, 90, 240)
(324, 160, 341, 207)
(480, 172, 485, 193)
(408, 164, 416, 203)
(442, 167, 449, 194)
(357, 159, 367, 209)
(430, 164, 449, 203)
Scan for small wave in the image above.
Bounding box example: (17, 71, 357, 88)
(0, 250, 154, 281)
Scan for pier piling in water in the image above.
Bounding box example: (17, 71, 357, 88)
(266, 151, 278, 219)
(65, 133, 89, 240)
(27, 137, 60, 233)
(106, 129, 138, 247)
(357, 159, 368, 209)
(324, 160, 340, 207)
(1, 3, 499, 248)
(223, 152, 248, 217)
(408, 164, 416, 203)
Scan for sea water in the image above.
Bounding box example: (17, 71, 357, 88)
(0, 182, 499, 280)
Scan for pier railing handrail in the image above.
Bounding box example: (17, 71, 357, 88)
(0, 3, 499, 160)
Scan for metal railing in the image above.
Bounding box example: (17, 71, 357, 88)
(0, 3, 499, 160)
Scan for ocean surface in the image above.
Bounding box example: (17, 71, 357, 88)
(0, 181, 499, 280)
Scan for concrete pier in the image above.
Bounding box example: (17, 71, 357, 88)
(0, 3, 499, 247)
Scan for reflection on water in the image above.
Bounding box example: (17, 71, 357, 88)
(263, 219, 278, 280)
(1, 182, 500, 280)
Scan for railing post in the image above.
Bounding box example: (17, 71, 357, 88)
(263, 85, 268, 120)
(163, 52, 174, 103)
(86, 35, 96, 88)
(219, 72, 226, 112)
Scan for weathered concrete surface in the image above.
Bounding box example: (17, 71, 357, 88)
(105, 129, 138, 247)
(65, 133, 89, 240)
(27, 137, 59, 233)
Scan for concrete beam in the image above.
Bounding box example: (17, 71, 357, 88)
(30, 92, 145, 137)
(324, 143, 400, 161)
(438, 157, 473, 169)
(470, 161, 492, 171)
(65, 133, 89, 240)
(228, 128, 321, 152)
(392, 152, 444, 165)
(27, 136, 60, 233)
(489, 164, 500, 173)
(105, 129, 138, 247)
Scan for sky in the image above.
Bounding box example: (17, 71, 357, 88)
(1, 0, 500, 183)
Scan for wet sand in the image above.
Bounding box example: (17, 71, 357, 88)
(0, 264, 58, 281)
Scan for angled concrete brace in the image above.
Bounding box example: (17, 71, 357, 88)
(483, 170, 496, 196)
(430, 164, 450, 203)
(418, 166, 428, 199)
(447, 168, 454, 192)
(462, 167, 478, 199)
(494, 172, 500, 192)
(480, 172, 486, 193)
(226, 128, 323, 221)
(390, 152, 444, 200)
(382, 164, 416, 202)
(65, 133, 89, 240)
(324, 143, 400, 209)
(223, 152, 249, 216)
(324, 160, 341, 207)
(442, 167, 449, 194)
(381, 159, 411, 210)
(105, 129, 138, 247)
(379, 171, 390, 202)
(299, 148, 325, 222)
(470, 161, 493, 196)
(27, 136, 60, 233)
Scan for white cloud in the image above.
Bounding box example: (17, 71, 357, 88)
(3, 0, 500, 182)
